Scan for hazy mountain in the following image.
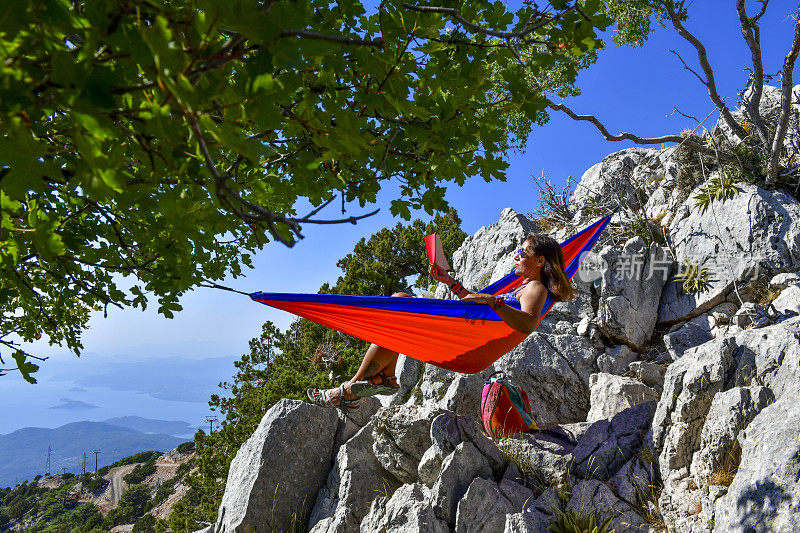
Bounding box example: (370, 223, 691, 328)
(0, 421, 185, 488)
(49, 398, 99, 410)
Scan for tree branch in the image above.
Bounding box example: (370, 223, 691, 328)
(666, 1, 749, 140)
(768, 8, 800, 184)
(400, 2, 579, 41)
(280, 30, 384, 48)
(548, 100, 691, 144)
(736, 0, 770, 146)
(548, 100, 738, 161)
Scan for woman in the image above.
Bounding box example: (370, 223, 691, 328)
(306, 233, 575, 410)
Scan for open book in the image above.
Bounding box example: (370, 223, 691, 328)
(424, 233, 451, 271)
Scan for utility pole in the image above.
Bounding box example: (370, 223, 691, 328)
(60, 467, 66, 476)
(205, 416, 218, 434)
(93, 450, 101, 473)
(82, 453, 87, 476)
(46, 446, 51, 476)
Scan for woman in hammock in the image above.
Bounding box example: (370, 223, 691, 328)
(306, 233, 576, 410)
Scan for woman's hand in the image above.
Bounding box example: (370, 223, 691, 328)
(429, 264, 454, 285)
(463, 293, 496, 306)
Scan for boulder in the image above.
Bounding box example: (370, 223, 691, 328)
(653, 316, 800, 530)
(771, 282, 800, 316)
(309, 422, 395, 533)
(770, 271, 800, 290)
(420, 412, 505, 487)
(569, 148, 657, 222)
(586, 373, 659, 423)
(431, 441, 493, 525)
(494, 333, 600, 427)
(372, 405, 444, 484)
(455, 477, 515, 533)
(428, 412, 505, 473)
(572, 401, 657, 481)
(689, 386, 774, 486)
(596, 344, 638, 375)
(359, 483, 448, 533)
(609, 455, 656, 507)
(214, 400, 338, 533)
(498, 430, 576, 490)
(663, 313, 715, 360)
(713, 394, 800, 532)
(334, 397, 381, 451)
(503, 509, 552, 533)
(389, 354, 424, 406)
(498, 478, 535, 512)
(658, 182, 800, 324)
(628, 361, 666, 393)
(566, 479, 647, 532)
(595, 238, 671, 349)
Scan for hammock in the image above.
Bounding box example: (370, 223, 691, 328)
(251, 216, 611, 374)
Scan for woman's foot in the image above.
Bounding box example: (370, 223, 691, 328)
(350, 372, 400, 397)
(306, 384, 361, 411)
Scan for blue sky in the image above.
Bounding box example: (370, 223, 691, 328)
(4, 2, 798, 434)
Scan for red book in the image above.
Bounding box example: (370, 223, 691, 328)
(424, 233, 450, 270)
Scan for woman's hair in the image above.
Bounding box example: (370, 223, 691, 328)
(524, 233, 576, 302)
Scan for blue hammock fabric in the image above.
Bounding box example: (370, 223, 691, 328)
(252, 216, 611, 373)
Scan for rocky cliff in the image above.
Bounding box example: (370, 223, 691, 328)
(201, 91, 800, 533)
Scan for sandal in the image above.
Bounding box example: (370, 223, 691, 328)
(306, 384, 361, 412)
(350, 372, 400, 397)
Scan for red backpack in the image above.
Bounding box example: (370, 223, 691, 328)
(480, 371, 538, 439)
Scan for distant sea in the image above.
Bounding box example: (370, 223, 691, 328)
(0, 353, 237, 436)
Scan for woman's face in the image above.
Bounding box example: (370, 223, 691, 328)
(514, 242, 544, 278)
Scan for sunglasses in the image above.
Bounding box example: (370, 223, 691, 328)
(516, 248, 537, 259)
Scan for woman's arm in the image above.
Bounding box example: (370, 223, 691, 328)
(428, 265, 546, 334)
(463, 282, 548, 335)
(429, 264, 472, 299)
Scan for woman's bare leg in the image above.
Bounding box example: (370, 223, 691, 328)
(325, 293, 410, 402)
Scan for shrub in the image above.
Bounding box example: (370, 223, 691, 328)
(674, 259, 710, 294)
(547, 508, 614, 533)
(176, 442, 196, 454)
(693, 172, 742, 214)
(124, 457, 158, 485)
(133, 513, 157, 533)
(113, 484, 152, 525)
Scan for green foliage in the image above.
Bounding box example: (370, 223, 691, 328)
(0, 0, 624, 379)
(124, 457, 158, 485)
(547, 508, 615, 533)
(176, 442, 196, 454)
(79, 472, 109, 494)
(692, 172, 743, 214)
(107, 484, 152, 526)
(674, 259, 710, 294)
(133, 513, 158, 533)
(169, 212, 467, 529)
(0, 475, 103, 533)
(146, 477, 179, 513)
(99, 450, 162, 476)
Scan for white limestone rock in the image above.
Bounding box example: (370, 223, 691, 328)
(359, 483, 448, 533)
(455, 477, 515, 533)
(658, 182, 800, 324)
(586, 373, 660, 423)
(215, 400, 338, 533)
